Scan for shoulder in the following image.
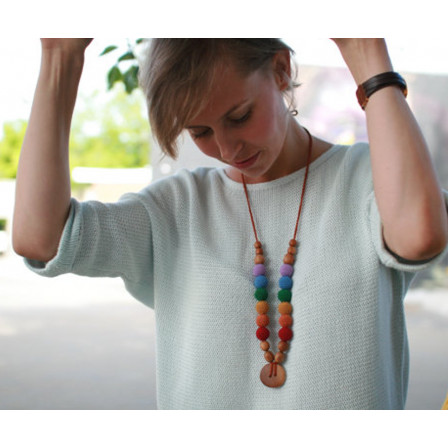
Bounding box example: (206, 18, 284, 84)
(125, 166, 224, 208)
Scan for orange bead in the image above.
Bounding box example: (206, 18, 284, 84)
(278, 302, 292, 315)
(260, 341, 270, 351)
(283, 253, 294, 264)
(254, 241, 262, 249)
(264, 351, 275, 363)
(256, 314, 269, 327)
(278, 341, 289, 352)
(256, 248, 264, 255)
(289, 239, 297, 247)
(279, 314, 293, 327)
(287, 246, 297, 255)
(256, 301, 269, 314)
(255, 255, 265, 264)
(274, 352, 285, 363)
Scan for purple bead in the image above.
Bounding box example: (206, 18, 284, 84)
(253, 264, 266, 276)
(280, 263, 294, 277)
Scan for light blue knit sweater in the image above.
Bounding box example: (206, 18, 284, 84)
(26, 143, 448, 409)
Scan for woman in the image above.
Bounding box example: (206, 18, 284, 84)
(13, 38, 448, 409)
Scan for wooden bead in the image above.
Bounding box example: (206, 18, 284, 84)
(278, 341, 289, 352)
(278, 302, 292, 315)
(255, 255, 265, 264)
(289, 239, 297, 247)
(256, 301, 269, 314)
(283, 253, 294, 264)
(256, 248, 264, 255)
(274, 352, 285, 363)
(256, 314, 269, 327)
(254, 241, 262, 249)
(264, 351, 275, 363)
(279, 314, 293, 327)
(260, 341, 270, 351)
(287, 246, 297, 255)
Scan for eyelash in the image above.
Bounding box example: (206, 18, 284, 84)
(192, 109, 252, 140)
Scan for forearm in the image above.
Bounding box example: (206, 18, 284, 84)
(13, 49, 85, 261)
(337, 39, 448, 260)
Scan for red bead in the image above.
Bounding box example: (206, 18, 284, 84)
(279, 314, 293, 327)
(256, 326, 270, 341)
(256, 314, 269, 327)
(278, 327, 293, 342)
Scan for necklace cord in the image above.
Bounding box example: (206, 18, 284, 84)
(242, 128, 313, 242)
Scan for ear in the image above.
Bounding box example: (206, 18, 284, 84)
(272, 49, 292, 91)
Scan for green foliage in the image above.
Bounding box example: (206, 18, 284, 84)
(101, 38, 145, 94)
(0, 87, 150, 181)
(69, 85, 150, 170)
(0, 120, 27, 178)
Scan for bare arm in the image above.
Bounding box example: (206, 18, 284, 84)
(333, 38, 448, 261)
(13, 39, 92, 262)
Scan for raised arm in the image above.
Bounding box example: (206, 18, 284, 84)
(332, 38, 448, 261)
(13, 38, 93, 262)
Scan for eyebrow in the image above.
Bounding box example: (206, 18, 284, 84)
(186, 99, 250, 129)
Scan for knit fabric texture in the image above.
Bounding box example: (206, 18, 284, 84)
(25, 143, 448, 409)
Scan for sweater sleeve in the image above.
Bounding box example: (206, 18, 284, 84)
(367, 189, 448, 273)
(24, 193, 155, 308)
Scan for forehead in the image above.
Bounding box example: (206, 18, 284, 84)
(189, 63, 270, 125)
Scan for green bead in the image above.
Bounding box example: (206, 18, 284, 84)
(255, 288, 268, 301)
(278, 289, 292, 302)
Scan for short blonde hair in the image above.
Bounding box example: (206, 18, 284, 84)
(139, 39, 298, 159)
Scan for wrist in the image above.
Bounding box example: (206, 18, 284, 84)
(337, 39, 393, 85)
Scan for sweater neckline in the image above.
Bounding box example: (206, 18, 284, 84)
(216, 144, 343, 191)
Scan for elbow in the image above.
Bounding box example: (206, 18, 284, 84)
(12, 231, 58, 263)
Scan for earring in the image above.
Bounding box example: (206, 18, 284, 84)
(291, 109, 298, 116)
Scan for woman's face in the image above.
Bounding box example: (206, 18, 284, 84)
(185, 54, 293, 183)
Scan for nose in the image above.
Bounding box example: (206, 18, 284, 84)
(214, 129, 242, 163)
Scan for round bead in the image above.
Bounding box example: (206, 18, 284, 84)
(287, 246, 297, 255)
(254, 275, 268, 288)
(279, 276, 293, 290)
(283, 253, 295, 264)
(279, 314, 293, 327)
(279, 263, 293, 277)
(256, 301, 269, 314)
(256, 314, 269, 327)
(255, 255, 265, 264)
(289, 239, 297, 247)
(252, 264, 266, 276)
(278, 302, 292, 315)
(279, 327, 293, 342)
(278, 341, 289, 352)
(254, 287, 268, 301)
(256, 248, 264, 255)
(264, 351, 275, 362)
(254, 241, 262, 249)
(278, 289, 292, 302)
(256, 326, 270, 341)
(274, 352, 285, 363)
(260, 341, 270, 351)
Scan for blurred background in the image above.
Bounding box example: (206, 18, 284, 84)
(0, 38, 447, 410)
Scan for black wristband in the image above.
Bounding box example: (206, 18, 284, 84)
(356, 71, 408, 110)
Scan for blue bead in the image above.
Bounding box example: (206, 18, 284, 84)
(254, 275, 268, 288)
(279, 276, 292, 289)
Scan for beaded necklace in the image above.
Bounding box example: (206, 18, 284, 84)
(241, 128, 313, 388)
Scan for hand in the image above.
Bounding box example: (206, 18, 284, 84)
(40, 38, 93, 54)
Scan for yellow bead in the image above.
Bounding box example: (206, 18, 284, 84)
(278, 302, 292, 315)
(256, 301, 269, 314)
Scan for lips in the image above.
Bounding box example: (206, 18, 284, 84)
(233, 152, 260, 169)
